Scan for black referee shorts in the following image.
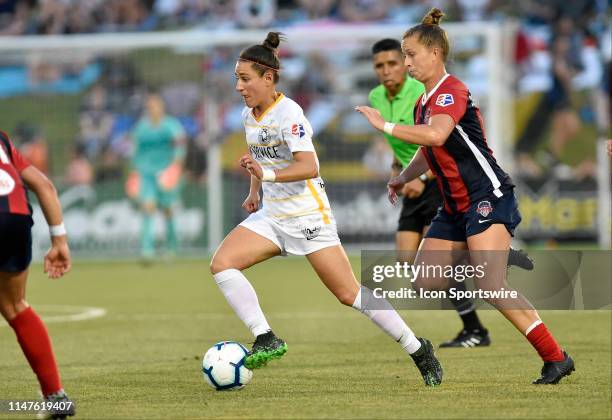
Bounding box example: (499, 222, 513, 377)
(398, 179, 442, 233)
(0, 213, 33, 273)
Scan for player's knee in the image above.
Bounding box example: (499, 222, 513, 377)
(0, 298, 28, 321)
(210, 256, 232, 275)
(336, 289, 358, 307)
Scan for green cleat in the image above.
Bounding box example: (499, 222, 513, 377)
(244, 330, 287, 369)
(410, 338, 443, 387)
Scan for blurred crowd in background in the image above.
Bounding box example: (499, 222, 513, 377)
(0, 0, 609, 188)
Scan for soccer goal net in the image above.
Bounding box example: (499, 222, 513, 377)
(0, 23, 522, 258)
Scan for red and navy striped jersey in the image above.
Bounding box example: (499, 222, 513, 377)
(0, 131, 32, 215)
(415, 74, 514, 214)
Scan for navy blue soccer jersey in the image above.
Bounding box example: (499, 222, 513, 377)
(415, 74, 514, 214)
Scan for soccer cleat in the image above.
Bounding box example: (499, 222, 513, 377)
(37, 390, 75, 420)
(532, 351, 575, 384)
(508, 247, 535, 271)
(244, 330, 287, 369)
(410, 338, 443, 386)
(439, 329, 491, 348)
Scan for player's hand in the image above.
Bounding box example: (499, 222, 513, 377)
(239, 154, 263, 180)
(125, 171, 140, 199)
(402, 178, 426, 199)
(44, 236, 72, 279)
(242, 192, 260, 214)
(158, 162, 182, 191)
(387, 174, 408, 206)
(354, 106, 385, 131)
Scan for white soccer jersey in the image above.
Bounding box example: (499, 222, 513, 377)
(242, 93, 333, 225)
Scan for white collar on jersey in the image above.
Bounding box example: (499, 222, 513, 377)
(421, 73, 451, 106)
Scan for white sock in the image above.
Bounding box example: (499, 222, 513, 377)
(352, 286, 422, 354)
(214, 268, 271, 337)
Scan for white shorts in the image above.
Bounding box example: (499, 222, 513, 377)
(239, 210, 341, 256)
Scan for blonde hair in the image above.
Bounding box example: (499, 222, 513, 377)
(403, 8, 450, 62)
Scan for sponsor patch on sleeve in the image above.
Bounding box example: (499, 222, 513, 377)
(435, 93, 454, 107)
(291, 123, 305, 138)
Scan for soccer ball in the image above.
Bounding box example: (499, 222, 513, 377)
(202, 341, 253, 390)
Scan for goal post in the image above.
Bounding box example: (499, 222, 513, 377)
(0, 22, 524, 256)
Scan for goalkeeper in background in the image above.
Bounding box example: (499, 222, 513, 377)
(127, 91, 186, 262)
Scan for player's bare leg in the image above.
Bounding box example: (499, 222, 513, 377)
(0, 270, 75, 418)
(417, 235, 493, 348)
(210, 226, 286, 369)
(306, 245, 443, 386)
(468, 224, 574, 384)
(396, 231, 421, 263)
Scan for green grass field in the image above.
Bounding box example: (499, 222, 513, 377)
(1, 258, 610, 419)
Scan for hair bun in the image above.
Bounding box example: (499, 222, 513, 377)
(262, 31, 282, 51)
(422, 8, 444, 25)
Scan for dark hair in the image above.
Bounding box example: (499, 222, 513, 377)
(403, 8, 450, 62)
(372, 38, 402, 55)
(239, 31, 283, 83)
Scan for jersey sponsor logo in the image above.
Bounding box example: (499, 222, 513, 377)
(0, 168, 16, 196)
(476, 201, 493, 217)
(301, 225, 321, 240)
(435, 93, 454, 107)
(291, 123, 305, 138)
(258, 127, 271, 144)
(249, 144, 281, 160)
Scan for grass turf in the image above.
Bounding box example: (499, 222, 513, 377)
(0, 258, 610, 419)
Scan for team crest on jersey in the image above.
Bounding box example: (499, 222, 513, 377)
(301, 225, 321, 241)
(291, 123, 305, 138)
(258, 127, 271, 144)
(436, 93, 454, 107)
(0, 168, 16, 196)
(476, 201, 493, 217)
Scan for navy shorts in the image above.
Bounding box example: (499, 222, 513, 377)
(398, 179, 442, 233)
(0, 213, 33, 272)
(425, 190, 522, 242)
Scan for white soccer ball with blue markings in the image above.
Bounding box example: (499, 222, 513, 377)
(202, 341, 252, 390)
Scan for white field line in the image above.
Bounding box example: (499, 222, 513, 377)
(0, 305, 107, 327)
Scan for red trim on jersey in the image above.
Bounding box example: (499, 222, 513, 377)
(431, 146, 470, 213)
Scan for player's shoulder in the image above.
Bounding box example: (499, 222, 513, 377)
(275, 95, 305, 120)
(163, 115, 181, 126)
(277, 95, 302, 113)
(442, 75, 468, 92)
(241, 106, 251, 121)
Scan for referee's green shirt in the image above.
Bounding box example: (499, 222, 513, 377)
(368, 77, 425, 167)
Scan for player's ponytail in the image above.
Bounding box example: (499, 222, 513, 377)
(239, 31, 284, 83)
(404, 8, 450, 62)
(421, 8, 444, 25)
(262, 31, 281, 52)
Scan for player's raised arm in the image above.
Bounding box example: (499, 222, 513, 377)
(20, 165, 71, 278)
(355, 106, 455, 147)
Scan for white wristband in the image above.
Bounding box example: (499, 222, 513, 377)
(261, 168, 276, 182)
(49, 223, 66, 237)
(419, 174, 428, 182)
(383, 122, 396, 136)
